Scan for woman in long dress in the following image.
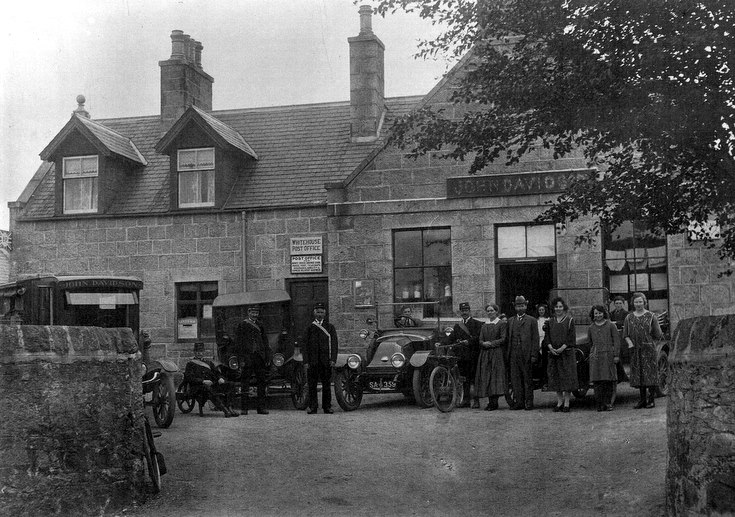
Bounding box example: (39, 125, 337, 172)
(544, 297, 577, 412)
(623, 292, 663, 409)
(587, 304, 620, 411)
(474, 304, 507, 411)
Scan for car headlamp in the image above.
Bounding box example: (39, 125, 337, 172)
(347, 354, 362, 369)
(359, 329, 369, 339)
(272, 353, 285, 367)
(141, 363, 148, 376)
(444, 326, 454, 337)
(390, 352, 406, 369)
(228, 356, 240, 370)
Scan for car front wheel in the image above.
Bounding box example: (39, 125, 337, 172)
(412, 367, 433, 408)
(334, 369, 363, 411)
(153, 373, 176, 428)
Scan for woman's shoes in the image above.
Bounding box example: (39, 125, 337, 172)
(553, 405, 563, 412)
(645, 400, 655, 409)
(605, 405, 614, 411)
(633, 400, 647, 409)
(562, 406, 570, 413)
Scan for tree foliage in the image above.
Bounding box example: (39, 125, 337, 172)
(373, 0, 735, 262)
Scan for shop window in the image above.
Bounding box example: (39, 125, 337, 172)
(393, 228, 452, 316)
(497, 224, 556, 259)
(176, 282, 218, 341)
(178, 148, 215, 207)
(603, 221, 668, 318)
(63, 155, 98, 213)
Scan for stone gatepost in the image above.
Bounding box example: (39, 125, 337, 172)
(0, 325, 146, 516)
(667, 315, 735, 515)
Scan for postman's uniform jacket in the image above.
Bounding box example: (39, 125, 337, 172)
(506, 313, 539, 409)
(453, 316, 483, 389)
(234, 318, 272, 411)
(303, 318, 339, 411)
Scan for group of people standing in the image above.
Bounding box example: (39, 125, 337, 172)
(455, 291, 664, 413)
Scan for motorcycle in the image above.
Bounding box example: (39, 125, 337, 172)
(141, 331, 179, 428)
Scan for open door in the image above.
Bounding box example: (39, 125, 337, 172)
(287, 278, 329, 344)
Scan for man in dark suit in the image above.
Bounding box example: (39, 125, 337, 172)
(234, 304, 272, 415)
(302, 302, 339, 414)
(453, 302, 484, 408)
(506, 295, 539, 410)
(183, 342, 238, 417)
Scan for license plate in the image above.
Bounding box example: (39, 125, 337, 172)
(369, 380, 397, 391)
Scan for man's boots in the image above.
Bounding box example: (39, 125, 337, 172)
(240, 393, 249, 415)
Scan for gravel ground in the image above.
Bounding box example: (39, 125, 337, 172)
(117, 384, 667, 517)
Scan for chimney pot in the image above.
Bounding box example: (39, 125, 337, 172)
(183, 34, 193, 63)
(194, 41, 203, 68)
(170, 30, 185, 59)
(359, 5, 373, 34)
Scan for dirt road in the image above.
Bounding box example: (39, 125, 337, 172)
(119, 385, 666, 517)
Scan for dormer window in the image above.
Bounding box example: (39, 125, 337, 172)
(178, 147, 215, 207)
(63, 155, 98, 214)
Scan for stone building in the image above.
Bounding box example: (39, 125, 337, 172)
(7, 7, 735, 365)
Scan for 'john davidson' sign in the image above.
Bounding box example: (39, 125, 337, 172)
(447, 169, 593, 199)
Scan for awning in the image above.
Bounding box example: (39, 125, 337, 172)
(65, 292, 139, 306)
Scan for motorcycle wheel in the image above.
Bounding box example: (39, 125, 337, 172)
(412, 367, 433, 408)
(334, 369, 363, 411)
(176, 382, 195, 414)
(429, 365, 458, 413)
(143, 418, 161, 493)
(290, 363, 309, 410)
(655, 349, 669, 397)
(153, 373, 176, 428)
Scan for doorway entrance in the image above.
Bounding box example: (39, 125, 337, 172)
(287, 278, 329, 343)
(497, 262, 555, 317)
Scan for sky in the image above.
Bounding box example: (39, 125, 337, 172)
(0, 0, 452, 230)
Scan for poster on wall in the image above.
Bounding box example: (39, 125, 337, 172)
(354, 280, 374, 308)
(291, 255, 322, 274)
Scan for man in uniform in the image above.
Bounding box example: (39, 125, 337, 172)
(183, 342, 238, 417)
(453, 302, 483, 408)
(302, 302, 338, 414)
(234, 304, 271, 415)
(609, 295, 630, 382)
(506, 295, 539, 410)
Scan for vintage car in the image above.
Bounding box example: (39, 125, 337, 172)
(333, 302, 449, 411)
(208, 289, 308, 410)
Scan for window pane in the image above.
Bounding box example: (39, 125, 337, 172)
(497, 226, 526, 258)
(395, 269, 423, 301)
(394, 230, 422, 267)
(179, 170, 198, 205)
(423, 229, 451, 266)
(64, 158, 81, 177)
(81, 156, 98, 175)
(200, 283, 218, 302)
(179, 150, 197, 170)
(197, 148, 215, 168)
(201, 169, 214, 204)
(527, 225, 555, 257)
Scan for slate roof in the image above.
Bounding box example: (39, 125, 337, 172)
(40, 114, 147, 165)
(18, 96, 420, 219)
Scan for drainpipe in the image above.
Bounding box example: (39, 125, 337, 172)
(246, 210, 248, 292)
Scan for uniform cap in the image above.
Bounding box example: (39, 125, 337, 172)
(459, 302, 470, 310)
(514, 296, 528, 305)
(313, 302, 326, 310)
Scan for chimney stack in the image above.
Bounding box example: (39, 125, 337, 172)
(159, 30, 213, 132)
(348, 5, 385, 142)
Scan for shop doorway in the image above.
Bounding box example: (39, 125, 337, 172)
(287, 278, 328, 343)
(497, 262, 555, 317)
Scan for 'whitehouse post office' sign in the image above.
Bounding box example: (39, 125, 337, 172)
(447, 170, 593, 199)
(290, 236, 323, 273)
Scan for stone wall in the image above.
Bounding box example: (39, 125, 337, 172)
(10, 207, 328, 370)
(0, 325, 145, 516)
(667, 315, 735, 515)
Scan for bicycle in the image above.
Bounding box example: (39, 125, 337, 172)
(428, 341, 467, 413)
(142, 414, 166, 493)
